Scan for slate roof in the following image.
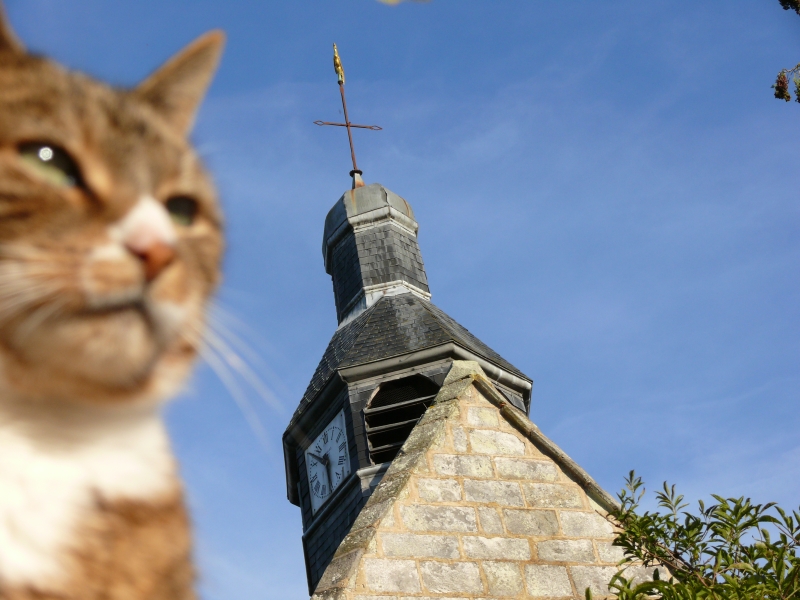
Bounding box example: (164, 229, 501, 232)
(287, 292, 529, 430)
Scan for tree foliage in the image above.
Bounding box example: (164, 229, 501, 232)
(774, 1, 800, 103)
(772, 65, 800, 103)
(779, 0, 800, 16)
(599, 472, 800, 600)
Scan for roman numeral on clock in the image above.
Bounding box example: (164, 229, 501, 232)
(339, 441, 346, 451)
(338, 455, 345, 465)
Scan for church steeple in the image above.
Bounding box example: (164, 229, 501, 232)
(284, 178, 532, 594)
(323, 182, 431, 324)
(284, 38, 537, 598)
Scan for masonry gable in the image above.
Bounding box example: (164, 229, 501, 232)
(310, 361, 652, 600)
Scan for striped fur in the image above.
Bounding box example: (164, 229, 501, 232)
(0, 3, 224, 598)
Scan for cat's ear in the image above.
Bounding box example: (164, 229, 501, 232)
(0, 2, 25, 53)
(134, 31, 225, 136)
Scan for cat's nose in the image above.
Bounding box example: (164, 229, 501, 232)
(113, 196, 178, 282)
(127, 241, 175, 281)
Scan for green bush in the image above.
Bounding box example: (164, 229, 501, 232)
(598, 472, 800, 600)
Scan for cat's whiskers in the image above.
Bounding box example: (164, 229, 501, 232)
(0, 277, 59, 321)
(13, 296, 69, 343)
(199, 344, 272, 451)
(0, 261, 70, 326)
(203, 305, 284, 412)
(205, 302, 266, 368)
(205, 303, 282, 373)
(181, 317, 272, 451)
(202, 326, 282, 412)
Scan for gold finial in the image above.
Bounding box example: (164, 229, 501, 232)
(333, 43, 345, 85)
(316, 44, 382, 185)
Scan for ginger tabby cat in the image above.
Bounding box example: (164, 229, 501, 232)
(0, 4, 225, 598)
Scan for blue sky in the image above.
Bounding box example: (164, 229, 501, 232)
(6, 1, 799, 598)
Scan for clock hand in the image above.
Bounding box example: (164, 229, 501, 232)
(308, 452, 328, 465)
(309, 451, 334, 492)
(325, 454, 333, 491)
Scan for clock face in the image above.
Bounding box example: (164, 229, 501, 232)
(305, 409, 351, 514)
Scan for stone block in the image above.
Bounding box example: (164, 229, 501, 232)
(379, 508, 396, 529)
(420, 561, 483, 594)
(381, 533, 460, 559)
(462, 536, 531, 560)
(443, 360, 484, 385)
(483, 561, 524, 597)
(467, 406, 499, 428)
(401, 421, 446, 454)
(451, 425, 468, 452)
(478, 507, 504, 534)
(499, 412, 523, 433)
(363, 559, 421, 593)
(417, 478, 462, 502)
(369, 473, 410, 506)
(434, 378, 474, 404)
(525, 564, 573, 597)
(315, 549, 363, 591)
(537, 539, 595, 563)
(503, 509, 559, 536)
(596, 541, 625, 564)
(560, 511, 615, 538)
(388, 449, 425, 474)
(469, 429, 526, 455)
(523, 483, 584, 508)
(433, 454, 493, 478)
(312, 590, 347, 600)
(495, 457, 558, 481)
(463, 479, 524, 506)
(401, 505, 478, 532)
(352, 499, 392, 530)
(588, 496, 608, 513)
(570, 565, 617, 596)
(421, 400, 457, 425)
(355, 597, 468, 600)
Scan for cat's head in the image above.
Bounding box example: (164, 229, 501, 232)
(0, 6, 225, 406)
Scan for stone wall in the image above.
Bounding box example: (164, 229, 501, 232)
(311, 362, 647, 600)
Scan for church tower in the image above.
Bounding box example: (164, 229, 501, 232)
(282, 180, 533, 593)
(284, 46, 637, 600)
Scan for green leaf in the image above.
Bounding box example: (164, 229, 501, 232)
(608, 474, 799, 600)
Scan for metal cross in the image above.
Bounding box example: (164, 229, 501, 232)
(314, 44, 381, 183)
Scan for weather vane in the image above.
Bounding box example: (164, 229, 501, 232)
(314, 43, 382, 188)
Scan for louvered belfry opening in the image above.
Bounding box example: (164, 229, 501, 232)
(364, 375, 440, 465)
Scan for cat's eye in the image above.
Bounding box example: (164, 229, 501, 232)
(19, 143, 82, 188)
(165, 196, 198, 226)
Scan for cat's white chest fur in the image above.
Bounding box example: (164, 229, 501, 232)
(0, 402, 176, 587)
